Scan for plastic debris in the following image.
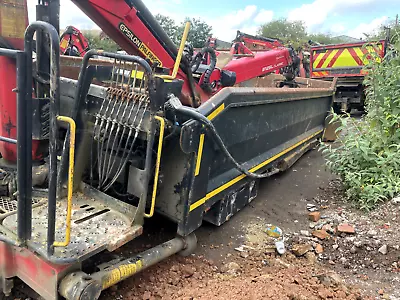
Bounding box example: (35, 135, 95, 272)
(307, 203, 318, 212)
(266, 225, 283, 238)
(234, 245, 255, 252)
(275, 240, 286, 255)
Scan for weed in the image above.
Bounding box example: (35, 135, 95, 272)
(320, 43, 400, 210)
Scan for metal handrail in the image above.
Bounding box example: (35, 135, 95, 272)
(158, 22, 190, 81)
(53, 116, 76, 248)
(24, 21, 60, 254)
(144, 116, 165, 218)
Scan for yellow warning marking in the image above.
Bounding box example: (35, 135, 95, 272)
(208, 104, 225, 121)
(189, 130, 324, 212)
(195, 134, 205, 176)
(131, 70, 144, 80)
(60, 38, 69, 50)
(321, 49, 338, 69)
(354, 47, 365, 64)
(102, 260, 143, 289)
(312, 51, 324, 69)
(330, 48, 356, 68)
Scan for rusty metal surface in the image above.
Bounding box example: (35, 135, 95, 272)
(60, 55, 113, 80)
(237, 74, 335, 89)
(60, 55, 146, 82)
(323, 115, 341, 142)
(1, 192, 142, 261)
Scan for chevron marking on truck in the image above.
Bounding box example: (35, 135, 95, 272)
(312, 43, 384, 78)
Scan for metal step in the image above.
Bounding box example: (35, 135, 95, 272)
(0, 197, 41, 215)
(0, 187, 142, 262)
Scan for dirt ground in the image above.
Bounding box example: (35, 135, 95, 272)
(5, 141, 400, 300)
(98, 147, 399, 300)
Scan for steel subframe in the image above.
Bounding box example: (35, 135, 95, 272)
(0, 242, 78, 300)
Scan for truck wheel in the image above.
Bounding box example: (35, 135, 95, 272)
(333, 104, 341, 114)
(178, 233, 197, 257)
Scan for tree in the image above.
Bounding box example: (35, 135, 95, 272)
(370, 21, 400, 44)
(155, 15, 212, 48)
(307, 33, 345, 45)
(83, 30, 119, 52)
(258, 18, 307, 48)
(155, 15, 213, 48)
(155, 14, 179, 44)
(177, 18, 212, 48)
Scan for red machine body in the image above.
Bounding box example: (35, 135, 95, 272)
(71, 0, 295, 104)
(59, 25, 90, 56)
(224, 49, 292, 83)
(234, 31, 285, 52)
(0, 0, 296, 163)
(0, 0, 42, 162)
(71, 0, 208, 105)
(227, 31, 293, 78)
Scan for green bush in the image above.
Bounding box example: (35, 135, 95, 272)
(321, 43, 400, 210)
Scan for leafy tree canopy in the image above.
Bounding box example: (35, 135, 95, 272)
(155, 14, 212, 48)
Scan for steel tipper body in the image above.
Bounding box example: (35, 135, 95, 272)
(310, 40, 386, 113)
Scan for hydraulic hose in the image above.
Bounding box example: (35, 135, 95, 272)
(166, 95, 276, 179)
(191, 47, 217, 94)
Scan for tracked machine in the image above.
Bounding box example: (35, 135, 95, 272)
(0, 0, 335, 299)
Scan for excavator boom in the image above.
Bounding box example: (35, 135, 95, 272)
(59, 25, 90, 56)
(72, 0, 296, 103)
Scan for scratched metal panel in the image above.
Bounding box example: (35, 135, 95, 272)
(0, 0, 26, 39)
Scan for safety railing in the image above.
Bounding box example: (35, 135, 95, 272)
(0, 22, 60, 253)
(0, 22, 75, 257)
(0, 21, 163, 260)
(24, 22, 61, 255)
(61, 50, 157, 223)
(53, 116, 76, 248)
(144, 116, 165, 218)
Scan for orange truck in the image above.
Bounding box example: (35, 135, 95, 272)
(310, 40, 387, 113)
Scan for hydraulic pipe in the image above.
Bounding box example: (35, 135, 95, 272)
(59, 236, 194, 300)
(0, 136, 17, 144)
(16, 50, 30, 241)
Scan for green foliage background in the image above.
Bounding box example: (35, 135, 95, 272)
(258, 19, 347, 48)
(155, 14, 212, 48)
(82, 31, 119, 52)
(321, 43, 400, 210)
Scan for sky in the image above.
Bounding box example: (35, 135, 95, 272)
(27, 0, 400, 41)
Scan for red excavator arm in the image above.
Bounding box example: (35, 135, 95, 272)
(234, 31, 285, 52)
(59, 25, 90, 56)
(70, 0, 296, 104)
(71, 0, 205, 106)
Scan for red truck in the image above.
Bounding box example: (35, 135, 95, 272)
(310, 40, 386, 113)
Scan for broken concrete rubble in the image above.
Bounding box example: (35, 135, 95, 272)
(337, 223, 355, 234)
(378, 245, 388, 255)
(312, 230, 330, 240)
(291, 244, 313, 256)
(309, 211, 321, 222)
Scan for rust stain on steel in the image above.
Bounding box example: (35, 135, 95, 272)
(4, 116, 15, 137)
